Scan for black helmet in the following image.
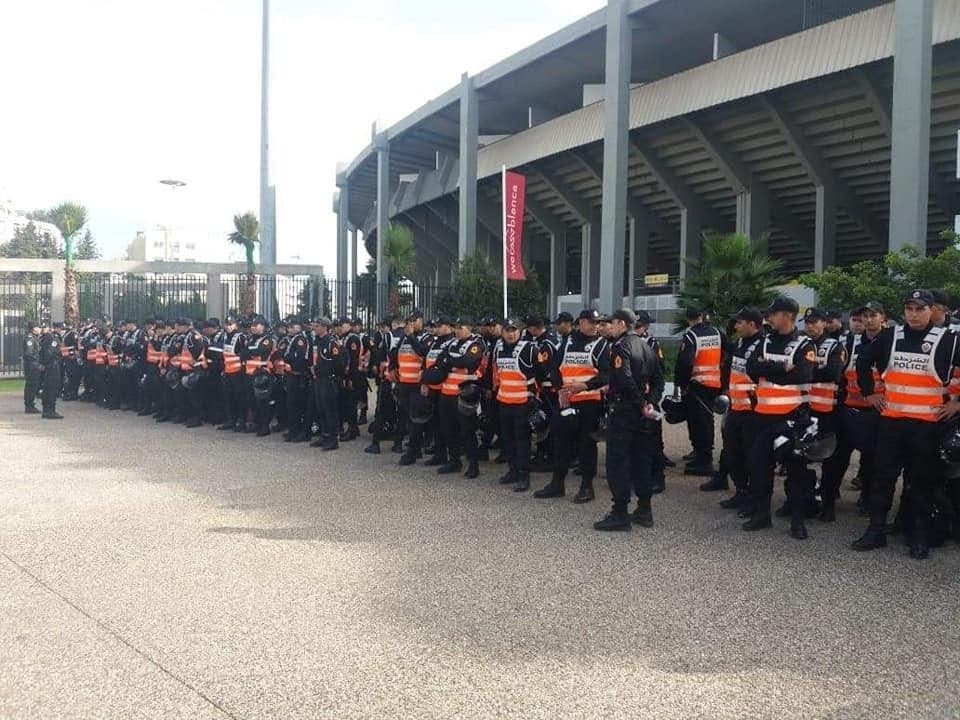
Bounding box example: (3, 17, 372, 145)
(712, 394, 731, 415)
(528, 399, 551, 444)
(121, 356, 137, 371)
(165, 367, 181, 389)
(941, 426, 960, 479)
(181, 371, 201, 390)
(252, 370, 273, 401)
(794, 420, 837, 463)
(662, 393, 686, 425)
(420, 365, 447, 386)
(409, 391, 433, 425)
(457, 380, 482, 417)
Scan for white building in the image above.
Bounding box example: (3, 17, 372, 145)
(0, 199, 63, 246)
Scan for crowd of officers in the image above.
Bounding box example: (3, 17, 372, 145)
(22, 287, 960, 556)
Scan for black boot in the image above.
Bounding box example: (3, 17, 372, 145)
(399, 451, 420, 466)
(24, 406, 40, 415)
(358, 410, 368, 425)
(424, 451, 447, 467)
(742, 514, 772, 532)
(818, 502, 836, 523)
(513, 474, 530, 492)
(390, 441, 404, 454)
(594, 512, 631, 532)
(464, 460, 479, 479)
(41, 411, 63, 420)
(364, 441, 381, 455)
(498, 471, 515, 485)
(790, 521, 808, 540)
(851, 514, 888, 551)
(533, 477, 565, 499)
(699, 472, 729, 492)
(437, 459, 463, 475)
(720, 491, 748, 510)
(684, 454, 715, 477)
(573, 481, 595, 504)
(630, 504, 654, 528)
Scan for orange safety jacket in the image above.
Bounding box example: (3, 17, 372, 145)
(728, 336, 761, 412)
(557, 337, 603, 403)
(440, 338, 483, 397)
(425, 337, 452, 391)
(145, 343, 164, 365)
(223, 334, 243, 375)
(754, 337, 807, 415)
(690, 327, 722, 389)
(495, 341, 536, 405)
(808, 337, 841, 414)
(844, 334, 884, 408)
(397, 339, 424, 384)
(880, 326, 950, 422)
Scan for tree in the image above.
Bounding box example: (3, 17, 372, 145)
(74, 228, 101, 260)
(434, 252, 545, 320)
(228, 211, 260, 315)
(50, 202, 88, 327)
(676, 232, 784, 331)
(381, 223, 416, 313)
(0, 221, 60, 259)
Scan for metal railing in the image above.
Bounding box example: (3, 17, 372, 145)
(0, 274, 52, 377)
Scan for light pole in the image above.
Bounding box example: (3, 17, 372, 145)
(259, 0, 276, 319)
(158, 179, 187, 261)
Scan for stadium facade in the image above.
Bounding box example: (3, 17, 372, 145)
(334, 0, 959, 316)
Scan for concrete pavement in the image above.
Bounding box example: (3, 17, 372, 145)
(1, 393, 959, 719)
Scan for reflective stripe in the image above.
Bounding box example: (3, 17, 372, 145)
(397, 345, 422, 384)
(223, 351, 242, 375)
(880, 326, 949, 422)
(245, 358, 271, 376)
(691, 329, 722, 389)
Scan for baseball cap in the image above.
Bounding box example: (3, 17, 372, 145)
(406, 309, 424, 322)
(435, 314, 455, 326)
(605, 308, 636, 325)
(735, 307, 763, 325)
(684, 307, 704, 320)
(503, 317, 522, 330)
(904, 289, 934, 307)
(766, 297, 800, 315)
(452, 315, 474, 327)
(555, 311, 574, 323)
(930, 289, 950, 307)
(824, 309, 842, 321)
(634, 310, 653, 325)
(524, 314, 545, 327)
(857, 301, 886, 314)
(578, 309, 602, 322)
(803, 307, 828, 322)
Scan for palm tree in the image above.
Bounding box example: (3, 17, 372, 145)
(676, 232, 785, 333)
(381, 222, 416, 313)
(228, 211, 260, 315)
(50, 202, 88, 326)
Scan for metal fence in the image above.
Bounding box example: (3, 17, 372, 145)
(0, 274, 52, 377)
(77, 273, 208, 323)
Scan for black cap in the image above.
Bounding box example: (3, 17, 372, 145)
(503, 317, 522, 330)
(224, 315, 238, 325)
(857, 301, 886, 314)
(684, 307, 704, 320)
(634, 310, 653, 325)
(250, 315, 267, 326)
(351, 317, 362, 325)
(930, 289, 950, 307)
(555, 311, 574, 323)
(824, 309, 842, 321)
(804, 307, 828, 322)
(524, 314, 545, 328)
(605, 308, 636, 325)
(904, 289, 934, 307)
(765, 296, 800, 315)
(52, 321, 65, 329)
(26, 320, 38, 331)
(406, 309, 424, 322)
(480, 315, 498, 326)
(435, 314, 454, 326)
(452, 315, 474, 327)
(316, 316, 332, 327)
(578, 309, 602, 322)
(286, 317, 303, 326)
(175, 316, 190, 326)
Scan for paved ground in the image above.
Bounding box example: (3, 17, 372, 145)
(1, 393, 959, 719)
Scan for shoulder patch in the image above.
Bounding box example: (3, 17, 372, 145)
(805, 349, 816, 362)
(613, 355, 623, 369)
(332, 346, 340, 355)
(538, 351, 549, 363)
(470, 345, 479, 355)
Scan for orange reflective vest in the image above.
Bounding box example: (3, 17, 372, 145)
(949, 366, 960, 399)
(146, 343, 164, 365)
(178, 341, 207, 372)
(397, 339, 423, 384)
(754, 337, 807, 415)
(728, 336, 761, 412)
(690, 327, 722, 389)
(557, 336, 603, 403)
(495, 341, 536, 405)
(844, 334, 883, 408)
(223, 334, 242, 375)
(880, 326, 950, 422)
(424, 337, 450, 391)
(440, 339, 482, 397)
(808, 337, 840, 414)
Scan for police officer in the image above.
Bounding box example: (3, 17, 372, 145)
(217, 315, 247, 431)
(353, 318, 370, 426)
(60, 321, 81, 401)
(554, 311, 574, 343)
(140, 319, 165, 417)
(283, 318, 312, 442)
(22, 321, 43, 414)
(78, 319, 101, 402)
(675, 308, 724, 475)
(493, 317, 539, 492)
(338, 318, 363, 441)
(271, 320, 290, 432)
(200, 318, 225, 425)
(364, 317, 399, 455)
(243, 315, 275, 437)
(179, 320, 209, 427)
(716, 308, 764, 514)
(394, 311, 430, 463)
(803, 307, 846, 522)
(417, 317, 453, 466)
(434, 316, 485, 478)
(534, 309, 609, 503)
(157, 319, 183, 423)
(593, 309, 664, 532)
(525, 315, 558, 473)
(311, 317, 343, 450)
(635, 310, 668, 493)
(478, 315, 504, 461)
(38, 322, 64, 419)
(852, 290, 960, 559)
(742, 297, 815, 539)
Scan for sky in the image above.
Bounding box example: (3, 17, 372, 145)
(0, 0, 604, 273)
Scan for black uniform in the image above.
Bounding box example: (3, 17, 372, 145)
(244, 332, 275, 435)
(494, 338, 539, 491)
(435, 333, 485, 471)
(22, 332, 42, 412)
(312, 332, 344, 448)
(284, 330, 312, 441)
(38, 331, 62, 417)
(61, 327, 81, 400)
(340, 331, 363, 437)
(600, 329, 663, 525)
(220, 329, 248, 430)
(675, 322, 724, 469)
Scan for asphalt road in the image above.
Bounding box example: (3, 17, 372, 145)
(1, 393, 959, 719)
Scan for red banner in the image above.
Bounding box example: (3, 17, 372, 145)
(503, 170, 526, 280)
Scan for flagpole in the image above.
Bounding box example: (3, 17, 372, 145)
(501, 164, 508, 318)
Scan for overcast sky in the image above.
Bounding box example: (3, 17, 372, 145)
(1, 0, 603, 273)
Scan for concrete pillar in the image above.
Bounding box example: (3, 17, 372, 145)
(349, 226, 358, 313)
(549, 232, 564, 317)
(815, 185, 837, 271)
(206, 272, 223, 320)
(736, 185, 769, 244)
(336, 179, 349, 316)
(375, 133, 390, 317)
(628, 217, 649, 304)
(50, 264, 65, 323)
(598, 0, 631, 314)
(581, 220, 601, 308)
(458, 72, 479, 260)
(889, 0, 933, 252)
(679, 208, 701, 281)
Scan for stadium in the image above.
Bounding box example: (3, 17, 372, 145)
(334, 0, 958, 318)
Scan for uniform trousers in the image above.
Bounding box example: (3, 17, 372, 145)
(42, 365, 61, 413)
(24, 364, 41, 408)
(684, 383, 718, 457)
(723, 411, 758, 495)
(606, 403, 657, 514)
(285, 374, 309, 437)
(552, 401, 600, 486)
(222, 373, 246, 427)
(747, 413, 813, 522)
(821, 406, 878, 507)
(498, 403, 531, 479)
(314, 376, 340, 443)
